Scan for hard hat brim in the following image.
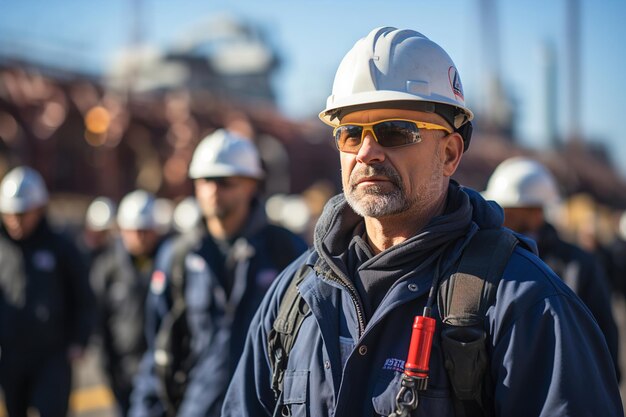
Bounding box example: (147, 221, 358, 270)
(319, 90, 474, 127)
(188, 163, 264, 180)
(0, 199, 46, 214)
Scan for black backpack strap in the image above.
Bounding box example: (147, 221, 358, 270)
(267, 263, 311, 399)
(154, 234, 198, 415)
(437, 229, 518, 417)
(169, 236, 191, 306)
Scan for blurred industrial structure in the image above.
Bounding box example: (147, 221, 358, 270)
(0, 10, 625, 241)
(0, 15, 340, 229)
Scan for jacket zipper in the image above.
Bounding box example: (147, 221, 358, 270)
(317, 263, 367, 337)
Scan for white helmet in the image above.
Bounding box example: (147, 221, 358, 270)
(188, 129, 264, 180)
(172, 196, 202, 233)
(0, 166, 49, 214)
(319, 27, 473, 131)
(86, 197, 117, 231)
(618, 212, 626, 241)
(483, 157, 561, 208)
(153, 198, 174, 235)
(117, 190, 158, 230)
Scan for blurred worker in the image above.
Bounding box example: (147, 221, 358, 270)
(130, 129, 308, 417)
(602, 212, 626, 300)
(483, 156, 620, 380)
(90, 190, 168, 417)
(222, 27, 622, 417)
(0, 166, 95, 417)
(575, 218, 622, 298)
(78, 196, 117, 266)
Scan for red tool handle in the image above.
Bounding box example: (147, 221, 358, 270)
(403, 315, 436, 378)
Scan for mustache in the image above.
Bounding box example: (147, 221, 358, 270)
(349, 165, 402, 189)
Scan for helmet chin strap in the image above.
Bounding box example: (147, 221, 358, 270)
(455, 121, 473, 152)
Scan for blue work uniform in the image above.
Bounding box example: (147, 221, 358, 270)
(0, 218, 96, 417)
(90, 237, 165, 416)
(222, 184, 623, 417)
(130, 201, 308, 417)
(536, 222, 621, 382)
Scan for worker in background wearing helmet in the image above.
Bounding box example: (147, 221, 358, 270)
(0, 166, 96, 417)
(171, 196, 202, 234)
(483, 156, 620, 382)
(130, 129, 308, 417)
(604, 212, 626, 300)
(78, 196, 118, 267)
(222, 27, 622, 417)
(90, 190, 168, 417)
(153, 197, 175, 237)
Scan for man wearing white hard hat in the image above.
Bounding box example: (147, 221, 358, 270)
(90, 190, 168, 417)
(0, 166, 96, 417)
(604, 212, 626, 302)
(222, 27, 622, 417)
(78, 196, 118, 266)
(483, 156, 620, 381)
(171, 196, 201, 234)
(130, 130, 307, 417)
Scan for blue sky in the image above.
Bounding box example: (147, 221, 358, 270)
(0, 0, 624, 173)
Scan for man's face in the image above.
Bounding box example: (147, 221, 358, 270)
(120, 228, 160, 256)
(2, 208, 44, 240)
(194, 176, 258, 220)
(338, 109, 462, 219)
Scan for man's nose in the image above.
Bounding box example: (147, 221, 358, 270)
(356, 133, 385, 163)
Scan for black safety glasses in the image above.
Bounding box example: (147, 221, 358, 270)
(333, 119, 452, 154)
(199, 177, 241, 188)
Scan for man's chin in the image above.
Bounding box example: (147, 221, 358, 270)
(7, 230, 24, 240)
(345, 194, 405, 218)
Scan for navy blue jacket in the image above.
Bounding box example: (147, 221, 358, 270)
(536, 222, 620, 381)
(91, 237, 165, 412)
(130, 203, 308, 417)
(0, 218, 95, 356)
(222, 187, 623, 417)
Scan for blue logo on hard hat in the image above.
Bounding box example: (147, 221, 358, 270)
(448, 66, 464, 101)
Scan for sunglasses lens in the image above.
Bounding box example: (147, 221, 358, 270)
(334, 121, 422, 153)
(373, 121, 420, 147)
(216, 178, 237, 188)
(202, 177, 238, 188)
(335, 125, 364, 152)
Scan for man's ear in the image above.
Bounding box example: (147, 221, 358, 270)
(441, 132, 464, 177)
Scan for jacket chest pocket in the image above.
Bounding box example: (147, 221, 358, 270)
(28, 262, 62, 316)
(372, 370, 454, 417)
(274, 369, 309, 417)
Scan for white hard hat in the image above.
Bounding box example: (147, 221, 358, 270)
(319, 27, 473, 131)
(0, 166, 49, 214)
(188, 129, 264, 180)
(172, 196, 202, 233)
(86, 197, 117, 231)
(153, 198, 174, 235)
(618, 212, 626, 241)
(266, 194, 311, 234)
(483, 157, 561, 208)
(117, 190, 158, 230)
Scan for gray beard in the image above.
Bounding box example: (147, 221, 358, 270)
(345, 186, 410, 218)
(343, 146, 443, 219)
(343, 165, 410, 218)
